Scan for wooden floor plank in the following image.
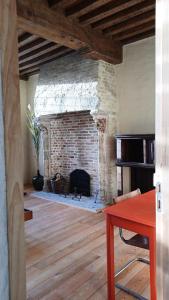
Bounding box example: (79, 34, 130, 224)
(25, 194, 149, 299)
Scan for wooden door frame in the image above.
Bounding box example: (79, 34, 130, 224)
(0, 0, 26, 299)
(156, 0, 169, 299)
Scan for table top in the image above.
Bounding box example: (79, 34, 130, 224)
(104, 190, 155, 228)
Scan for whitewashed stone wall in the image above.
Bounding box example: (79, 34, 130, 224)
(35, 53, 99, 116)
(38, 53, 118, 199)
(95, 61, 118, 200)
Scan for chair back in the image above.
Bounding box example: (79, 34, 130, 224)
(114, 188, 141, 204)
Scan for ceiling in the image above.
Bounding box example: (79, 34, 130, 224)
(18, 0, 155, 80)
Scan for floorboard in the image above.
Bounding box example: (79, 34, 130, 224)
(25, 194, 150, 300)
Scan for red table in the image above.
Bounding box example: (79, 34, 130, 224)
(104, 190, 156, 300)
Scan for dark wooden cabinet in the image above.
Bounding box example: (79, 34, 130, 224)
(115, 134, 155, 195)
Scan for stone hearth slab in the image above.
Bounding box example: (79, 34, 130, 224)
(31, 191, 105, 213)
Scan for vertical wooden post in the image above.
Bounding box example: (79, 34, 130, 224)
(156, 0, 169, 299)
(0, 58, 9, 300)
(0, 1, 26, 299)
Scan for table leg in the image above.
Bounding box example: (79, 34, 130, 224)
(106, 215, 115, 300)
(149, 231, 156, 300)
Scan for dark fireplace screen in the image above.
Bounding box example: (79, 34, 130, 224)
(69, 169, 90, 197)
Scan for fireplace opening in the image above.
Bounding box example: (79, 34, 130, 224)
(69, 169, 90, 197)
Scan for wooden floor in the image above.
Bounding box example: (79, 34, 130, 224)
(25, 194, 150, 300)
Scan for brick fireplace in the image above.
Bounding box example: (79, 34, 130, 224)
(36, 52, 118, 201)
(40, 110, 99, 195)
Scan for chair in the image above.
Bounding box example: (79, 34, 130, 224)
(114, 189, 149, 300)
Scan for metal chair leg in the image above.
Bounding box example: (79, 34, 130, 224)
(115, 257, 149, 300)
(115, 283, 148, 300)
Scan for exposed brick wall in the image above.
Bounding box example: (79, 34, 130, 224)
(49, 111, 99, 195)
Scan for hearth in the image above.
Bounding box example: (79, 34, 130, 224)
(70, 169, 90, 197)
(40, 111, 99, 196)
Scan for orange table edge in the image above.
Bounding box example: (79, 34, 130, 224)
(104, 190, 156, 300)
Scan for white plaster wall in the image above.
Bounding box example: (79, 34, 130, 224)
(19, 74, 39, 184)
(115, 37, 155, 193)
(27, 74, 39, 108)
(116, 37, 155, 134)
(20, 80, 29, 184)
(27, 75, 39, 179)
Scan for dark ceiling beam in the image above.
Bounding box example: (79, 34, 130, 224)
(18, 32, 31, 42)
(79, 0, 146, 26)
(19, 70, 39, 81)
(19, 42, 60, 63)
(19, 47, 74, 71)
(65, 0, 112, 18)
(18, 38, 50, 56)
(48, 0, 63, 7)
(50, 0, 81, 10)
(18, 32, 37, 47)
(54, 0, 81, 9)
(103, 10, 155, 36)
(17, 0, 122, 64)
(20, 69, 40, 81)
(20, 66, 40, 76)
(20, 66, 40, 80)
(113, 21, 155, 41)
(91, 0, 155, 30)
(19, 50, 74, 75)
(122, 29, 155, 45)
(19, 46, 67, 67)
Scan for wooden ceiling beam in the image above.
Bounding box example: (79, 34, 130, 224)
(122, 29, 155, 45)
(19, 42, 60, 63)
(79, 0, 146, 26)
(19, 48, 74, 70)
(20, 69, 40, 80)
(20, 66, 40, 75)
(17, 0, 122, 64)
(18, 32, 37, 47)
(65, 1, 112, 18)
(103, 10, 155, 36)
(18, 32, 31, 42)
(18, 37, 50, 56)
(53, 0, 81, 9)
(20, 66, 40, 80)
(20, 50, 74, 74)
(19, 46, 67, 67)
(92, 1, 155, 30)
(113, 21, 155, 41)
(48, 0, 63, 7)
